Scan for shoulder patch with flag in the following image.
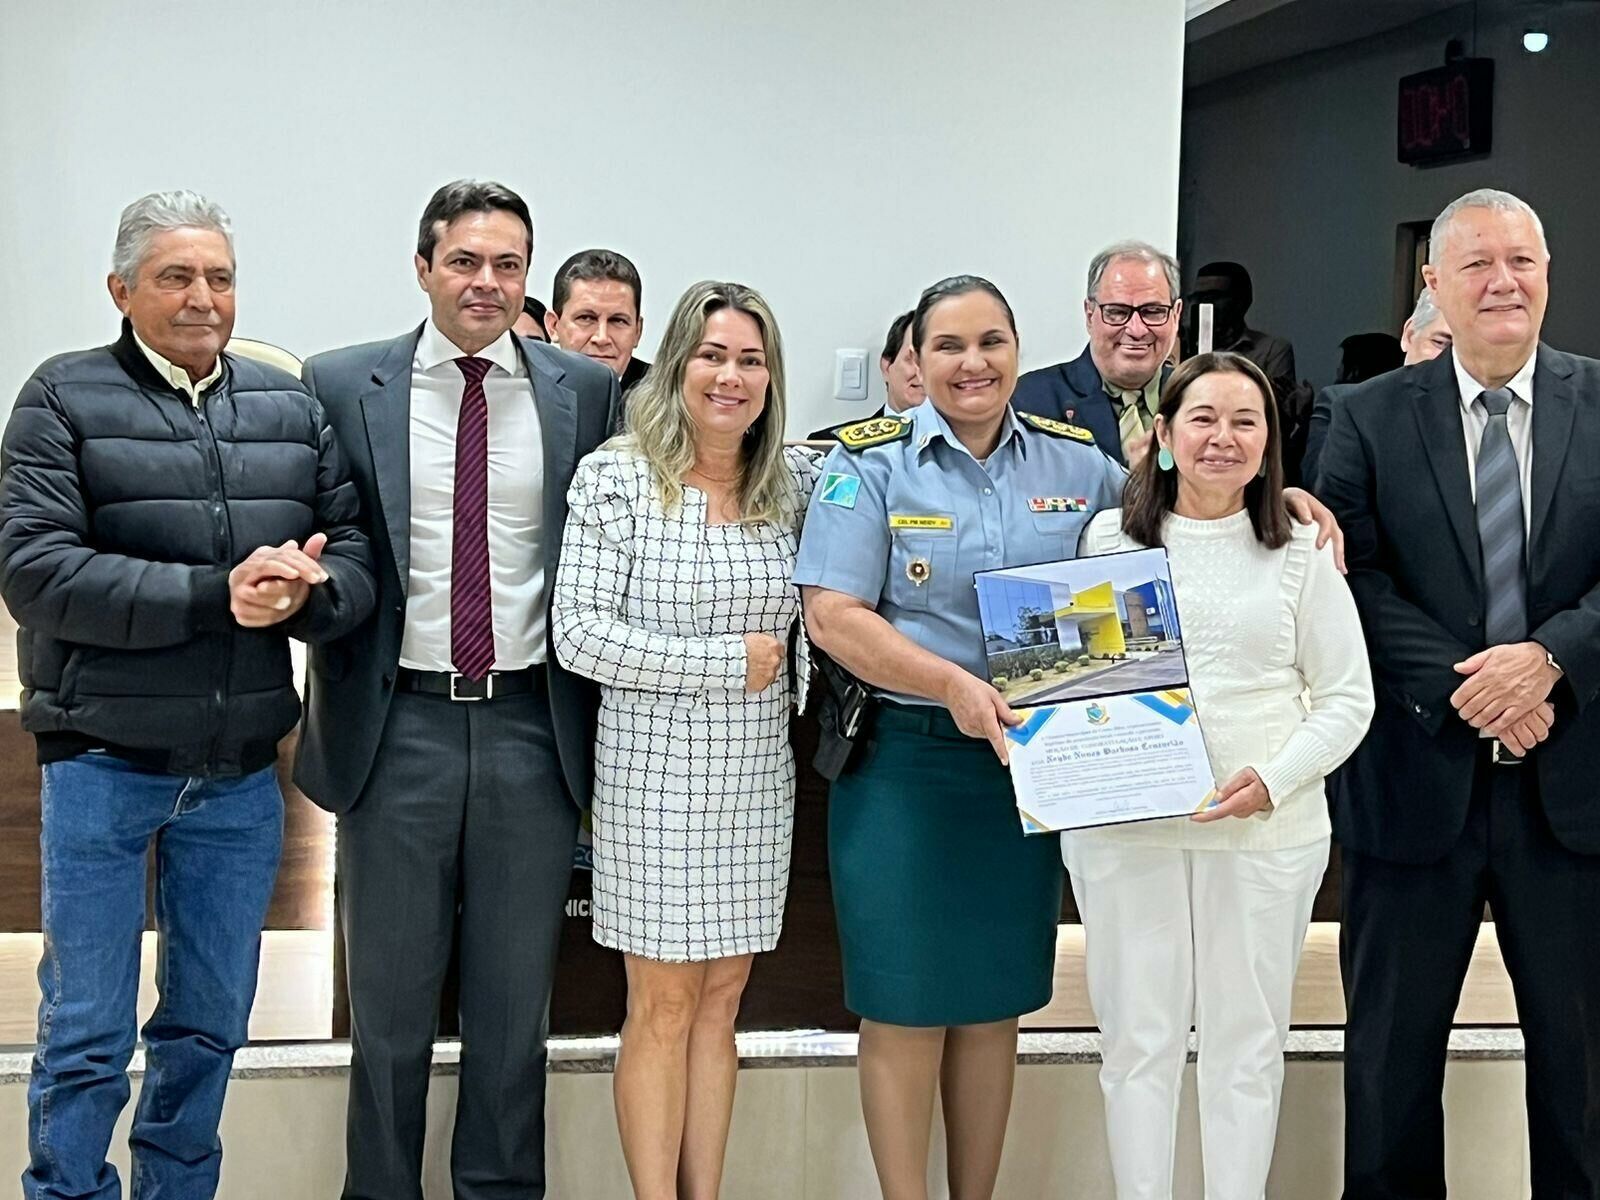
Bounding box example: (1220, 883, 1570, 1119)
(819, 473, 861, 508)
(1017, 411, 1097, 443)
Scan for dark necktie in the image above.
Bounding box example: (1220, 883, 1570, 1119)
(1474, 388, 1527, 645)
(451, 356, 495, 679)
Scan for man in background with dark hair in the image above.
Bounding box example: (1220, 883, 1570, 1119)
(1185, 260, 1309, 480)
(513, 294, 550, 341)
(808, 308, 924, 439)
(1184, 260, 1297, 399)
(545, 247, 650, 394)
(295, 179, 618, 1200)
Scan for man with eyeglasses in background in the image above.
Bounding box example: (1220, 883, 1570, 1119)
(1014, 240, 1182, 467)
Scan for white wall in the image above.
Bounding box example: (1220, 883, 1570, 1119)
(1180, 3, 1600, 388)
(0, 0, 1185, 435)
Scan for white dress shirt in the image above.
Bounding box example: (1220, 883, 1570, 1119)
(400, 322, 545, 671)
(1453, 349, 1536, 534)
(132, 330, 222, 405)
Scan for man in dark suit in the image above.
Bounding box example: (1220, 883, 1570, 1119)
(1184, 260, 1298, 397)
(1303, 286, 1454, 488)
(806, 308, 924, 440)
(1321, 188, 1600, 1198)
(294, 180, 619, 1200)
(543, 247, 650, 395)
(1012, 240, 1179, 466)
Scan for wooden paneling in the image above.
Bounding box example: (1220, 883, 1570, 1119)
(334, 714, 1348, 1038)
(0, 707, 1412, 1036)
(0, 720, 39, 933)
(0, 715, 331, 933)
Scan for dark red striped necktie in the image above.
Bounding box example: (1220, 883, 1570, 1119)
(451, 356, 495, 680)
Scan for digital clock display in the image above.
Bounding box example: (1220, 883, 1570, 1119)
(1398, 59, 1494, 165)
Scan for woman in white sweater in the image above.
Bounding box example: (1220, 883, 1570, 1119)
(1065, 351, 1374, 1200)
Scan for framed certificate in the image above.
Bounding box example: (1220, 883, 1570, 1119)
(974, 547, 1217, 832)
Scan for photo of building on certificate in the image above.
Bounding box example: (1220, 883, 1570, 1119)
(975, 548, 1188, 707)
(976, 547, 1214, 833)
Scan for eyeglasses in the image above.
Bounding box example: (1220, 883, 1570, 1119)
(1093, 302, 1174, 327)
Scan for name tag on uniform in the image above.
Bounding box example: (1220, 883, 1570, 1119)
(889, 514, 954, 531)
(1028, 497, 1090, 513)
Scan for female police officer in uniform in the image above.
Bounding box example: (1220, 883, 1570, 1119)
(795, 275, 1341, 1200)
(796, 275, 1123, 1199)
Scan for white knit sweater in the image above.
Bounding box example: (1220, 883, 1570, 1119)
(1065, 508, 1375, 852)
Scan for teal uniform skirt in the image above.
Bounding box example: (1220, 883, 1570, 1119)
(829, 701, 1063, 1026)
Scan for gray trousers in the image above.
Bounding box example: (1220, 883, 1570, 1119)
(337, 683, 578, 1200)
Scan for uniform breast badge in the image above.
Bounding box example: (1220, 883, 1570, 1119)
(906, 556, 932, 586)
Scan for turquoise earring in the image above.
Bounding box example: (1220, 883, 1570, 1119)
(1156, 446, 1175, 472)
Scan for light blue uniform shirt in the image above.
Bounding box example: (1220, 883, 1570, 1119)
(794, 401, 1127, 703)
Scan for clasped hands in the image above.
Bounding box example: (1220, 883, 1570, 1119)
(1451, 641, 1562, 756)
(228, 533, 330, 628)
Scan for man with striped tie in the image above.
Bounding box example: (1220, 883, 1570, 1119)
(294, 180, 620, 1200)
(1321, 189, 1600, 1198)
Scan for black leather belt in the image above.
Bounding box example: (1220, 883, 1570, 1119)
(395, 666, 541, 701)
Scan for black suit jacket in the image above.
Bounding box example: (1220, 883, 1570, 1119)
(1012, 346, 1170, 466)
(1319, 346, 1600, 862)
(292, 326, 620, 813)
(1301, 381, 1359, 490)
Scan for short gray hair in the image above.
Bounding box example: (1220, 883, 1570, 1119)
(111, 190, 234, 284)
(1086, 240, 1180, 302)
(1428, 188, 1547, 265)
(1408, 286, 1442, 332)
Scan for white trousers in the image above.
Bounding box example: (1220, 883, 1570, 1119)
(1062, 835, 1329, 1200)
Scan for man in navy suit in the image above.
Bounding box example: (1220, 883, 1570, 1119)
(1012, 240, 1180, 466)
(1322, 189, 1600, 1198)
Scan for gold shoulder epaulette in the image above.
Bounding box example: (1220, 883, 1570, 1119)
(1017, 411, 1097, 444)
(834, 415, 913, 452)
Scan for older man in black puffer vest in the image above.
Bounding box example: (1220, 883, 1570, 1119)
(0, 190, 374, 1200)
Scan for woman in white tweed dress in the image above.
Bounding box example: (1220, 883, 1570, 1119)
(552, 280, 819, 1200)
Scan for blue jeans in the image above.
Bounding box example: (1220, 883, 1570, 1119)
(24, 754, 284, 1200)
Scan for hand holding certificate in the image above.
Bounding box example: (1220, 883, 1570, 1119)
(974, 547, 1217, 832)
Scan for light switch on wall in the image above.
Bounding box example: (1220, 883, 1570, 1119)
(834, 349, 869, 401)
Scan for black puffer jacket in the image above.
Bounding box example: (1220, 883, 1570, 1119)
(0, 322, 375, 776)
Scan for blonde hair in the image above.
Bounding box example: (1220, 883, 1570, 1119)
(620, 280, 796, 525)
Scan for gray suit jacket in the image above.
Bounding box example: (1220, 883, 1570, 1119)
(292, 325, 620, 813)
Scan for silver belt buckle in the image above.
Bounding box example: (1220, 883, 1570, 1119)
(449, 672, 492, 702)
(1491, 739, 1522, 766)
